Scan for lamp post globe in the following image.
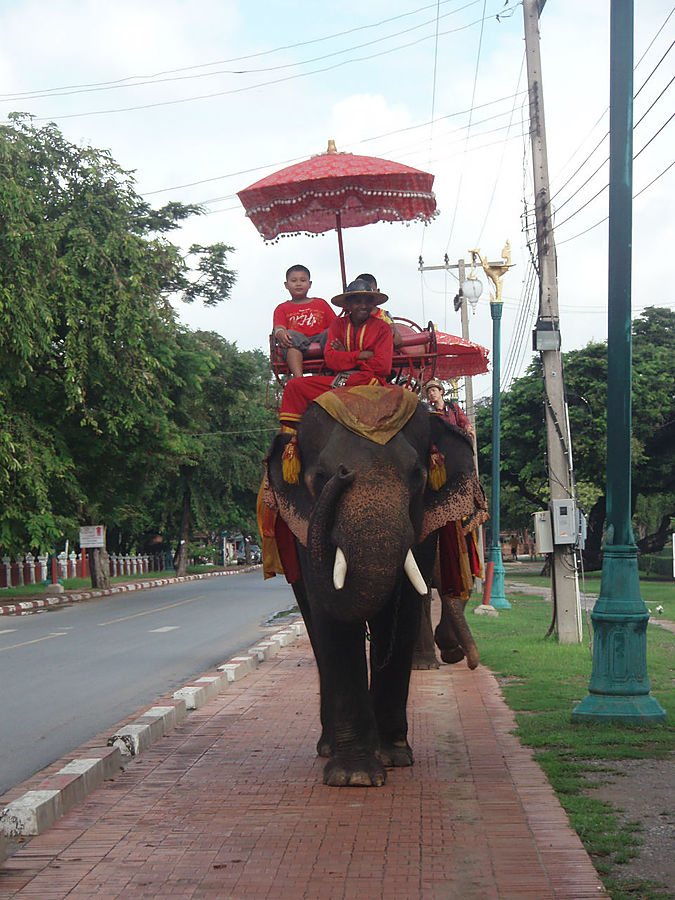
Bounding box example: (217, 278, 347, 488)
(461, 277, 483, 310)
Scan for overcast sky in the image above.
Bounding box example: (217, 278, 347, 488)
(1, 0, 672, 401)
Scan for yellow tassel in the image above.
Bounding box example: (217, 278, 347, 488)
(428, 444, 447, 491)
(282, 435, 301, 484)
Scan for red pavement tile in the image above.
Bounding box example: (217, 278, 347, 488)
(0, 636, 608, 899)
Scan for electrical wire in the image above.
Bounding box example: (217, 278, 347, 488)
(444, 0, 488, 254)
(502, 266, 537, 387)
(144, 91, 526, 196)
(0, 0, 481, 99)
(633, 110, 675, 160)
(420, 0, 445, 270)
(547, 30, 674, 206)
(502, 258, 538, 389)
(556, 126, 674, 239)
(473, 54, 527, 247)
(3, 3, 486, 103)
(30, 12, 495, 123)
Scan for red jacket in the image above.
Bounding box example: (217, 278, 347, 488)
(324, 314, 393, 380)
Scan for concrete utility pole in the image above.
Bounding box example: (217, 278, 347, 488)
(523, 0, 582, 643)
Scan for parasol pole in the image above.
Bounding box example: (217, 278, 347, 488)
(335, 211, 347, 290)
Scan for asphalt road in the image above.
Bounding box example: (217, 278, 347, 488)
(0, 571, 297, 796)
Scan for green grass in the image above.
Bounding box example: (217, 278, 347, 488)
(505, 571, 675, 622)
(470, 592, 674, 900)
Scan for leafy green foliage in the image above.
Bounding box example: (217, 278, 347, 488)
(476, 307, 674, 561)
(0, 116, 270, 556)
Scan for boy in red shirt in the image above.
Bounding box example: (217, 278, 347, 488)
(273, 264, 337, 377)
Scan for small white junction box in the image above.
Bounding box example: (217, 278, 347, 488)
(550, 499, 577, 545)
(533, 510, 553, 554)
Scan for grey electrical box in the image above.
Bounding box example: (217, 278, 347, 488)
(532, 318, 561, 351)
(550, 499, 576, 544)
(533, 510, 554, 554)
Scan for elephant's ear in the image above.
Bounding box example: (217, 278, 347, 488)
(420, 414, 488, 541)
(266, 432, 312, 546)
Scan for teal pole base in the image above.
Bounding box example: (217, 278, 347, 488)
(571, 543, 666, 724)
(572, 691, 665, 724)
(487, 546, 510, 609)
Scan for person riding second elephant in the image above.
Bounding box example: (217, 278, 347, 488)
(279, 278, 394, 430)
(423, 378, 474, 437)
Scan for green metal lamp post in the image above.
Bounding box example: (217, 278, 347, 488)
(572, 0, 665, 724)
(487, 297, 510, 609)
(471, 246, 512, 610)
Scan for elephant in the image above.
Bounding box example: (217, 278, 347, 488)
(263, 385, 487, 787)
(412, 557, 482, 671)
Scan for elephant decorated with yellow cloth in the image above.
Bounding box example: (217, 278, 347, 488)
(262, 384, 487, 786)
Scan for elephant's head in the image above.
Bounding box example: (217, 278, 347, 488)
(266, 390, 487, 623)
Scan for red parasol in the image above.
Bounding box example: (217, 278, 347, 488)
(433, 330, 490, 379)
(238, 141, 437, 288)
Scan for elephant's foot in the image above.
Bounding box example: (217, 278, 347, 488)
(411, 648, 440, 670)
(316, 733, 332, 758)
(378, 740, 414, 768)
(436, 634, 479, 669)
(434, 593, 480, 670)
(323, 753, 386, 787)
(439, 644, 465, 665)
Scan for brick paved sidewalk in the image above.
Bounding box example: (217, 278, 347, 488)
(0, 636, 607, 899)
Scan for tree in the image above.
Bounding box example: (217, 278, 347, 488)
(148, 331, 277, 576)
(0, 115, 236, 579)
(476, 307, 674, 568)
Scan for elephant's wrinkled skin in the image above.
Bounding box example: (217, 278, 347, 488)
(266, 398, 486, 787)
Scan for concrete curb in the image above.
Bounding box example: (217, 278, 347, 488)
(0, 617, 305, 857)
(0, 565, 262, 617)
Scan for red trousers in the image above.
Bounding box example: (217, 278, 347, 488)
(279, 372, 383, 426)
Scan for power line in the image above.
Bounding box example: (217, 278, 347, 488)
(633, 110, 675, 160)
(552, 110, 674, 233)
(473, 53, 527, 247)
(444, 0, 489, 254)
(547, 20, 674, 204)
(502, 258, 538, 389)
(555, 158, 675, 247)
(1, 1, 485, 103)
(29, 11, 497, 123)
(144, 91, 526, 196)
(0, 0, 480, 99)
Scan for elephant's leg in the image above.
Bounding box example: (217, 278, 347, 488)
(369, 584, 421, 768)
(411, 588, 440, 669)
(314, 609, 385, 787)
(412, 538, 440, 669)
(291, 579, 332, 757)
(434, 592, 480, 669)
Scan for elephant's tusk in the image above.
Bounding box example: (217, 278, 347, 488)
(404, 550, 427, 595)
(333, 547, 347, 590)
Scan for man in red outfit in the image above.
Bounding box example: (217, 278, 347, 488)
(279, 279, 393, 429)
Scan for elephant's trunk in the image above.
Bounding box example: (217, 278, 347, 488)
(307, 464, 418, 622)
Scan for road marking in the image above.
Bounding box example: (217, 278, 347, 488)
(98, 595, 203, 627)
(0, 633, 68, 652)
(0, 629, 17, 635)
(149, 626, 180, 633)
